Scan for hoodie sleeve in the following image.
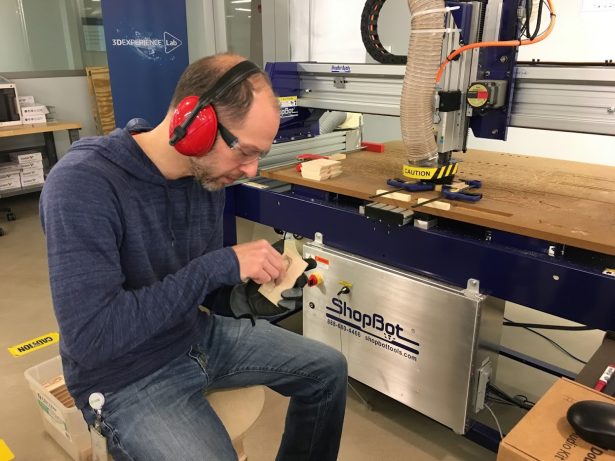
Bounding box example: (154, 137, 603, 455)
(40, 161, 240, 367)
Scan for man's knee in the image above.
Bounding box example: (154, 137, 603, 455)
(318, 345, 348, 385)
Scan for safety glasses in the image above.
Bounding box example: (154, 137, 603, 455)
(218, 123, 269, 165)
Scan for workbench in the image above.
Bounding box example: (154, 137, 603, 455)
(224, 142, 615, 331)
(0, 121, 82, 169)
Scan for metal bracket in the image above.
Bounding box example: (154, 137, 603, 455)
(463, 278, 481, 299)
(314, 232, 324, 246)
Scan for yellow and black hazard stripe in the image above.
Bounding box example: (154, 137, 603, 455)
(8, 332, 59, 357)
(402, 162, 458, 181)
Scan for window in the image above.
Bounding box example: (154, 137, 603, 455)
(0, 0, 107, 74)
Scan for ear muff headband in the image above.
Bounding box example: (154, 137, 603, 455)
(169, 60, 262, 156)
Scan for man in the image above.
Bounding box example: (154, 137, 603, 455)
(40, 53, 347, 460)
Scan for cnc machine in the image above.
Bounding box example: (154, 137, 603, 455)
(224, 0, 615, 446)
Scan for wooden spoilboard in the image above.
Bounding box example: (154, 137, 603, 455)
(260, 141, 615, 256)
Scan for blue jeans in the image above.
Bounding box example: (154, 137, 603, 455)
(81, 313, 348, 461)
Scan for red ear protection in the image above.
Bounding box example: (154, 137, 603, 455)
(169, 96, 218, 156)
(168, 60, 261, 157)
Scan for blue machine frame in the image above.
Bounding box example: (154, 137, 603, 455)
(225, 183, 615, 331)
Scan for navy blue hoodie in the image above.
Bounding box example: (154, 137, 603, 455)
(40, 128, 240, 408)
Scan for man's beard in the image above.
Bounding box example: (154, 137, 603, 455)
(189, 159, 226, 191)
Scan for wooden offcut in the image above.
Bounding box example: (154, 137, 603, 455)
(260, 141, 615, 255)
(43, 375, 75, 408)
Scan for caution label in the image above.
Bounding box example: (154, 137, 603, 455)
(8, 332, 59, 357)
(402, 165, 438, 180)
(0, 439, 14, 461)
(402, 163, 458, 180)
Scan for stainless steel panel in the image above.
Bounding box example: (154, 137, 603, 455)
(303, 241, 504, 434)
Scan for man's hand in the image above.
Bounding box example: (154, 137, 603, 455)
(232, 239, 287, 285)
(228, 240, 316, 325)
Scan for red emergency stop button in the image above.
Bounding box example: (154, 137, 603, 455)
(307, 273, 323, 287)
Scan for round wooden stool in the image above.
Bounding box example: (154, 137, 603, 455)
(207, 386, 266, 461)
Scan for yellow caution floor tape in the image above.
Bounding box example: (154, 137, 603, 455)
(8, 332, 59, 357)
(0, 439, 14, 461)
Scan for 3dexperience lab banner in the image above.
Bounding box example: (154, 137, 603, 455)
(101, 0, 189, 128)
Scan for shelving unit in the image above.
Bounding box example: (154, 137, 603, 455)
(0, 121, 82, 235)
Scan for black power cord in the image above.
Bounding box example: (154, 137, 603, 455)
(487, 382, 535, 410)
(503, 317, 590, 365)
(503, 320, 594, 331)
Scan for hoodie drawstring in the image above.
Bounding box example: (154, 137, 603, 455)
(164, 185, 176, 246)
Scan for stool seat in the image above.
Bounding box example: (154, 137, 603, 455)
(206, 386, 266, 460)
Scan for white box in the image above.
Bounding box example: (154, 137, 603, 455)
(22, 114, 47, 124)
(21, 104, 48, 116)
(21, 174, 45, 187)
(0, 174, 21, 190)
(10, 151, 43, 164)
(18, 95, 36, 106)
(19, 159, 44, 170)
(20, 168, 44, 178)
(0, 162, 21, 177)
(24, 356, 91, 461)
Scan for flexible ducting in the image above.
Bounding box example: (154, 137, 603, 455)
(400, 0, 445, 166)
(319, 111, 348, 135)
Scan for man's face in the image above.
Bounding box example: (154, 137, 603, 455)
(189, 89, 280, 191)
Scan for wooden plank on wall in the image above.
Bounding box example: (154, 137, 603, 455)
(86, 67, 116, 135)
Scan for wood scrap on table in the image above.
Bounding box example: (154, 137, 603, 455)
(300, 158, 342, 181)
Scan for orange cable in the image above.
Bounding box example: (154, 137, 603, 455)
(435, 0, 556, 83)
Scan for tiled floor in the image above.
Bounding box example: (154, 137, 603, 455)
(0, 192, 601, 460)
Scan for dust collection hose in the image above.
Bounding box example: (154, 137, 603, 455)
(362, 0, 445, 166)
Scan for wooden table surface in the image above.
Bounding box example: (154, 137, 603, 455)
(261, 141, 615, 256)
(0, 121, 82, 138)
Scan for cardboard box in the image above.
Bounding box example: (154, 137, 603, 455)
(0, 174, 21, 191)
(497, 378, 615, 461)
(22, 114, 47, 124)
(10, 151, 42, 164)
(21, 104, 48, 116)
(18, 95, 35, 106)
(21, 174, 44, 187)
(0, 162, 21, 178)
(20, 166, 44, 177)
(18, 159, 44, 170)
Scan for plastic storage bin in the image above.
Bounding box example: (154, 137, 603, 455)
(24, 355, 91, 461)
